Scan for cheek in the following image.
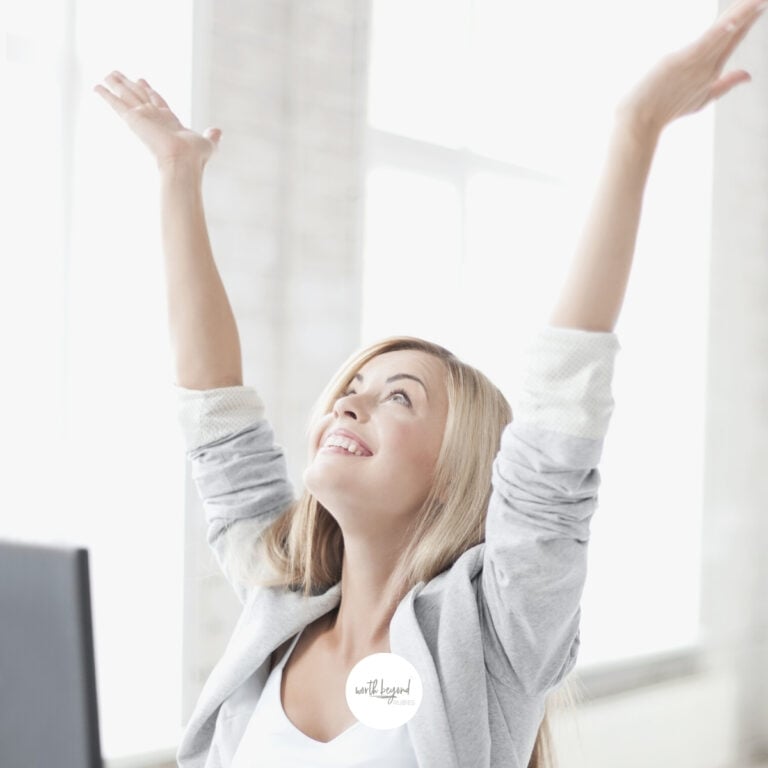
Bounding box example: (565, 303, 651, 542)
(395, 424, 442, 475)
(308, 414, 333, 455)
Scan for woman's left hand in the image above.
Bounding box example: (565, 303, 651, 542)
(617, 0, 767, 137)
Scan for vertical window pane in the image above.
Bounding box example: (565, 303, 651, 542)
(71, 0, 193, 751)
(1, 0, 194, 759)
(578, 113, 712, 665)
(467, 0, 579, 174)
(1, 0, 70, 507)
(361, 167, 462, 346)
(367, 0, 471, 149)
(461, 172, 577, 384)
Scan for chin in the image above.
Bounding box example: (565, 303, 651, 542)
(303, 451, 349, 487)
(302, 463, 362, 516)
(302, 460, 337, 503)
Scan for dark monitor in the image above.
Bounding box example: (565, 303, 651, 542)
(0, 538, 103, 768)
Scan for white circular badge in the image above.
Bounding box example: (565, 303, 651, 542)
(344, 652, 423, 729)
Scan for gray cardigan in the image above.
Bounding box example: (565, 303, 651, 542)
(173, 326, 621, 768)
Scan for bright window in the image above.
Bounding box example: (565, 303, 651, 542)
(363, 0, 715, 667)
(1, 0, 193, 759)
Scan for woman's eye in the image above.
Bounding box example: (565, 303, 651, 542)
(388, 389, 412, 406)
(339, 388, 411, 406)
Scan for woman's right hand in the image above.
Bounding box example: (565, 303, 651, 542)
(94, 71, 221, 171)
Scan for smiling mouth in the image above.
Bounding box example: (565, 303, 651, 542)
(321, 434, 372, 457)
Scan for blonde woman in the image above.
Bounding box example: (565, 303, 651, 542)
(95, 1, 766, 765)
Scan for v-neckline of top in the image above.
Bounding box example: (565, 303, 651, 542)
(276, 625, 363, 746)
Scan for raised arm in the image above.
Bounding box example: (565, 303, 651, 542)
(479, 0, 767, 699)
(94, 73, 293, 604)
(94, 71, 242, 389)
(549, 0, 766, 333)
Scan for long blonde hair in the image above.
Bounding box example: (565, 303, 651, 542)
(229, 335, 579, 767)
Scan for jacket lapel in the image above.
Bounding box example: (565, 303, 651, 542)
(178, 582, 343, 765)
(392, 578, 466, 768)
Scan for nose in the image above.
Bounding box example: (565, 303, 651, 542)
(332, 392, 364, 421)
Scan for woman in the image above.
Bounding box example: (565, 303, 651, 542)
(95, 1, 766, 765)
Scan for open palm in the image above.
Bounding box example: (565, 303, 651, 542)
(617, 0, 767, 135)
(94, 71, 221, 169)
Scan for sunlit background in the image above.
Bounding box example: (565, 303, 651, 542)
(2, 0, 767, 766)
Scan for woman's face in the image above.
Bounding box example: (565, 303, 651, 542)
(303, 349, 450, 532)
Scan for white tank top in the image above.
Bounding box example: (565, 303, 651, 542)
(230, 625, 419, 767)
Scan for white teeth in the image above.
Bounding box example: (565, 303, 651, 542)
(324, 434, 367, 456)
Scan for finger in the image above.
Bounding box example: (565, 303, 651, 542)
(102, 71, 145, 109)
(687, 0, 758, 64)
(701, 0, 767, 65)
(93, 83, 130, 115)
(112, 72, 152, 105)
(137, 78, 170, 110)
(205, 127, 223, 146)
(715, 4, 766, 68)
(709, 68, 751, 100)
(716, 0, 766, 27)
(714, 0, 762, 29)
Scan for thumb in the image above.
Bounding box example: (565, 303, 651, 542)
(710, 69, 751, 100)
(204, 127, 223, 146)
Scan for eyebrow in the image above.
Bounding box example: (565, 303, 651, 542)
(353, 372, 429, 400)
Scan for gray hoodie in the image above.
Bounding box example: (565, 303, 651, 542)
(173, 325, 621, 768)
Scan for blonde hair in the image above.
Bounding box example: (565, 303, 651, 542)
(230, 335, 580, 767)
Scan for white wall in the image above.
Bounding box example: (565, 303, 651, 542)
(699, 0, 768, 762)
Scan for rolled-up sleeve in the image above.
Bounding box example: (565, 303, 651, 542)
(479, 326, 621, 697)
(176, 385, 295, 603)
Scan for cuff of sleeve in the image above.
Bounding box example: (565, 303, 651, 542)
(514, 325, 621, 439)
(174, 384, 267, 452)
